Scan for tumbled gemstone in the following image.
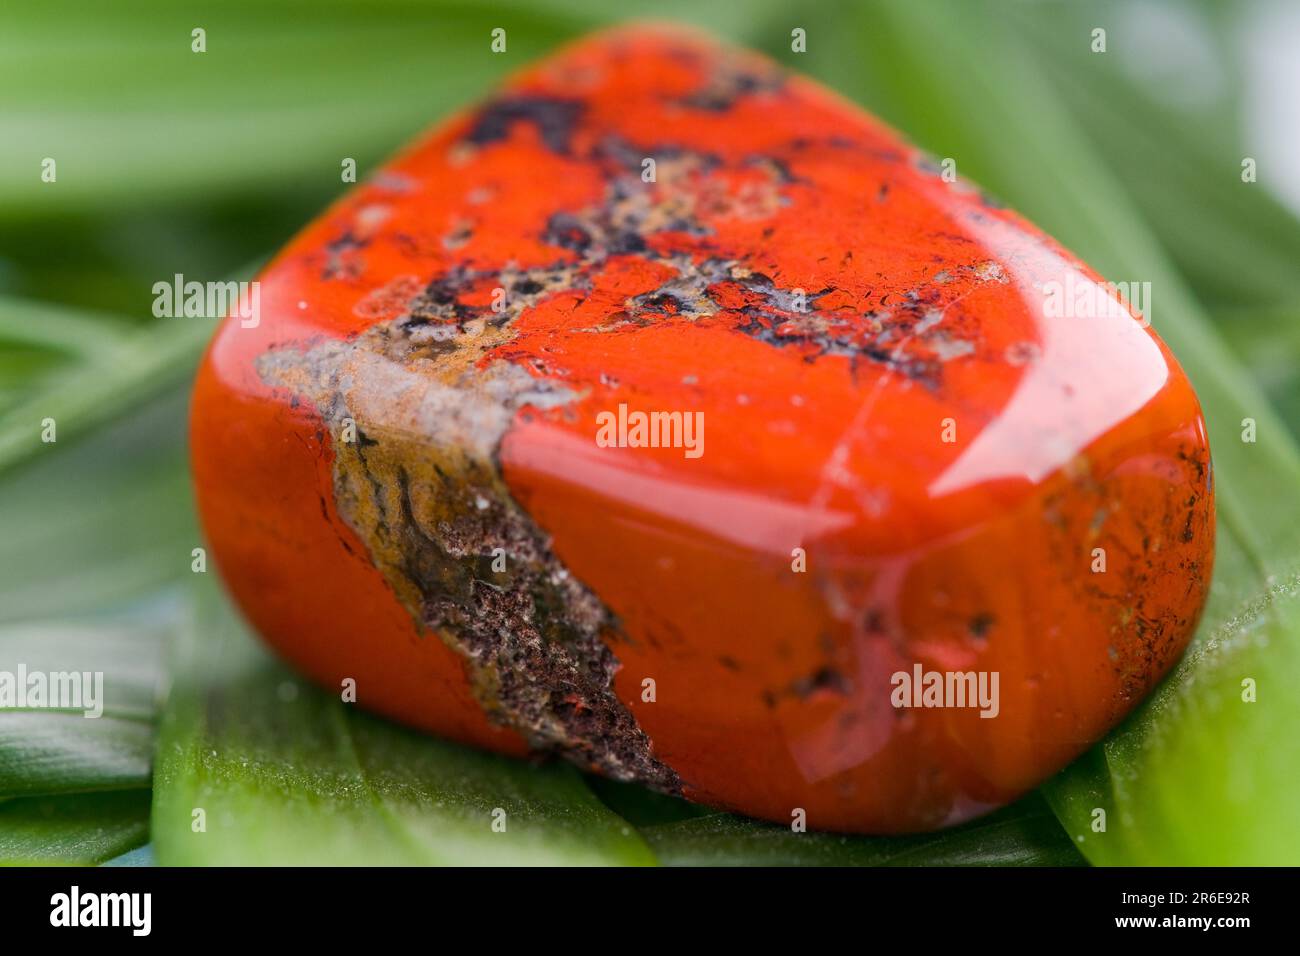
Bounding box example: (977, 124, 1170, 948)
(191, 25, 1214, 833)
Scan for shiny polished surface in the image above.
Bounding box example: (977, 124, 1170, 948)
(190, 26, 1214, 832)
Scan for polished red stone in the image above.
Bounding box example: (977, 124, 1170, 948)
(190, 25, 1214, 833)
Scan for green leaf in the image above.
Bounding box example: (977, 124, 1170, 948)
(0, 375, 181, 801)
(1214, 306, 1300, 438)
(151, 580, 656, 866)
(0, 386, 197, 621)
(0, 615, 170, 798)
(0, 299, 131, 410)
(586, 778, 1084, 866)
(0, 790, 150, 865)
(0, 715, 153, 800)
(584, 775, 715, 828)
(0, 1, 578, 218)
(0, 297, 130, 359)
(0, 305, 213, 478)
(1011, 1, 1300, 313)
(638, 794, 1085, 867)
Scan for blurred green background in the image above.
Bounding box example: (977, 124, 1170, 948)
(2, 0, 1298, 865)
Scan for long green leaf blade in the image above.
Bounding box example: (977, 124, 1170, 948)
(641, 795, 1085, 867)
(0, 617, 169, 799)
(0, 790, 150, 865)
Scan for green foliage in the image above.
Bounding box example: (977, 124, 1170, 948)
(1, 0, 1297, 865)
(0, 791, 150, 866)
(632, 794, 1084, 867)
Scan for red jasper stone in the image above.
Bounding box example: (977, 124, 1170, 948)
(190, 25, 1214, 833)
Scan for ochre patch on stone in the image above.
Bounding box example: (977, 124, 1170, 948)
(257, 323, 682, 792)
